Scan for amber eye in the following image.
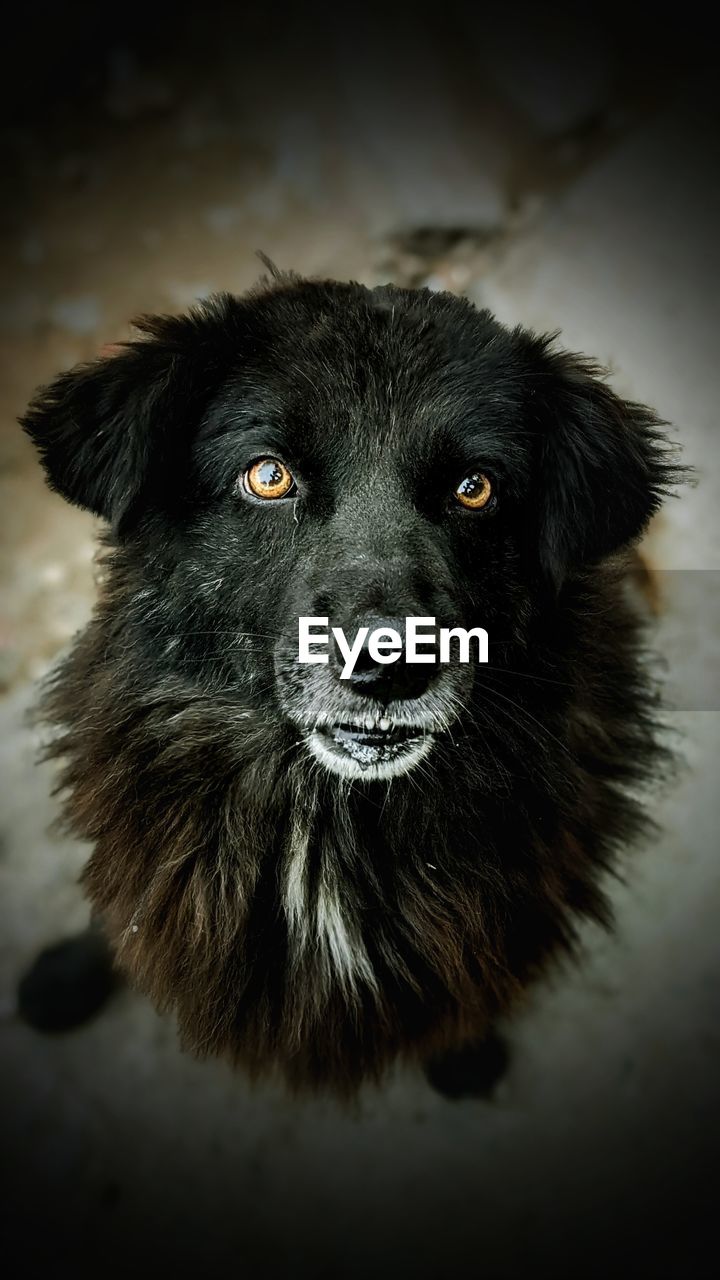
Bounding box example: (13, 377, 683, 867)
(454, 471, 493, 510)
(244, 458, 296, 501)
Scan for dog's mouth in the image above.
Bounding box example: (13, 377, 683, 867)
(322, 718, 428, 762)
(305, 716, 435, 780)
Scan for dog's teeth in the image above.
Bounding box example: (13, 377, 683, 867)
(379, 717, 391, 731)
(365, 717, 375, 731)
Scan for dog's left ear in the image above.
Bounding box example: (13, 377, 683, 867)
(21, 294, 242, 536)
(532, 344, 682, 589)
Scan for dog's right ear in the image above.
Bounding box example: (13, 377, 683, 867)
(21, 294, 242, 536)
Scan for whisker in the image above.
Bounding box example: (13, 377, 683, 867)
(481, 683, 570, 751)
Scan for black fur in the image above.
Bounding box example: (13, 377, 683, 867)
(21, 272, 682, 1094)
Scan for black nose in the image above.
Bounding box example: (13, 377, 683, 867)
(331, 617, 435, 702)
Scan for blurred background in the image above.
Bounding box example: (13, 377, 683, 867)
(1, 2, 719, 1275)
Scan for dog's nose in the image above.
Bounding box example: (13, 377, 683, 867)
(332, 617, 435, 701)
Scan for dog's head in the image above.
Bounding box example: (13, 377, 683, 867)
(23, 274, 677, 781)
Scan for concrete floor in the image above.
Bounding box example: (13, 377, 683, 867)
(1, 10, 719, 1276)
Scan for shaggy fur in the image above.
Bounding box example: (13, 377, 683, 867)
(22, 272, 682, 1094)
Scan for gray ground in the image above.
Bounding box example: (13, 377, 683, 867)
(1, 9, 718, 1277)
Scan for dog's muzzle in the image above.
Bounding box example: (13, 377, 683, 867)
(277, 614, 468, 781)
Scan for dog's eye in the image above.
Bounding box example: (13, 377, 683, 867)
(453, 472, 493, 511)
(243, 458, 297, 501)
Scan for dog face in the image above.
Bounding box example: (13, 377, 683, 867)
(23, 276, 675, 781)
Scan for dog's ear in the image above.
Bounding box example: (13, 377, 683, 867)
(532, 343, 682, 589)
(21, 294, 242, 536)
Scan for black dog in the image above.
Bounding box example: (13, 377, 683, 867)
(19, 271, 681, 1096)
